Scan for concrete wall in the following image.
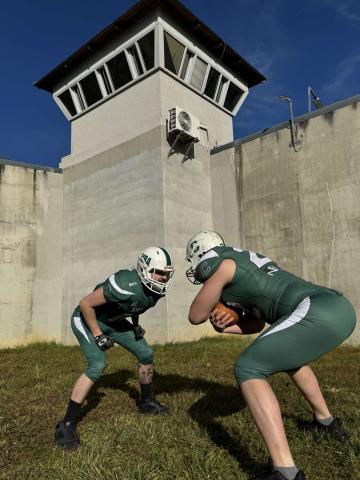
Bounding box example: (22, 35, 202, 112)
(60, 122, 218, 344)
(161, 128, 215, 342)
(0, 162, 63, 347)
(211, 99, 360, 344)
(3, 72, 360, 346)
(62, 127, 166, 343)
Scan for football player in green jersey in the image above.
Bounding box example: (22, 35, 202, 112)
(55, 246, 174, 450)
(186, 231, 356, 480)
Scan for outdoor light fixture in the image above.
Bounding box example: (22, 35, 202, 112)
(308, 86, 324, 113)
(279, 95, 302, 151)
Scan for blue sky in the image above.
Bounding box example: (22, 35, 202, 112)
(0, 0, 359, 167)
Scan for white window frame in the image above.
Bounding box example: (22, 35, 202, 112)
(216, 76, 230, 106)
(70, 84, 87, 113)
(203, 66, 222, 101)
(188, 54, 209, 91)
(158, 18, 248, 114)
(124, 48, 137, 80)
(54, 89, 75, 120)
(53, 18, 248, 120)
(183, 50, 196, 83)
(79, 71, 106, 107)
(223, 81, 248, 115)
(135, 41, 147, 73)
(95, 66, 113, 97)
(53, 22, 157, 119)
(125, 43, 145, 78)
(178, 47, 196, 82)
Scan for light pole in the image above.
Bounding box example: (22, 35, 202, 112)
(279, 95, 302, 151)
(308, 86, 324, 113)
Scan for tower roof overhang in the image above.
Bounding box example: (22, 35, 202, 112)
(34, 0, 266, 93)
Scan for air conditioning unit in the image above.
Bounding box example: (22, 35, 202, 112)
(168, 107, 200, 141)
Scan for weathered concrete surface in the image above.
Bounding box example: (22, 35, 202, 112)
(161, 128, 216, 342)
(32, 172, 63, 342)
(2, 98, 360, 346)
(210, 147, 242, 247)
(211, 101, 360, 344)
(60, 124, 219, 344)
(0, 163, 63, 346)
(62, 127, 166, 343)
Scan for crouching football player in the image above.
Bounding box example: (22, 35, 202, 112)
(186, 231, 356, 480)
(55, 246, 174, 449)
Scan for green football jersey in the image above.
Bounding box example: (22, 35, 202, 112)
(194, 246, 324, 324)
(74, 268, 160, 325)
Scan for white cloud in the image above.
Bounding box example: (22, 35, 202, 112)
(338, 1, 360, 21)
(323, 54, 360, 92)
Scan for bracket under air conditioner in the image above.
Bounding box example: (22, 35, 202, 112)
(167, 132, 199, 162)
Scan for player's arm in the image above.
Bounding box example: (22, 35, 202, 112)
(188, 259, 236, 325)
(79, 287, 107, 337)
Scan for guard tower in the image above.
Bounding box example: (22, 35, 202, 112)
(35, 0, 265, 343)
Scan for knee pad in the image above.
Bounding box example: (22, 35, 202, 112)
(85, 359, 106, 382)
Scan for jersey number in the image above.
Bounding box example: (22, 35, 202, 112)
(233, 248, 272, 268)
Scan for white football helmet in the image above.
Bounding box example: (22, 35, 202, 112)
(185, 231, 225, 283)
(137, 246, 174, 295)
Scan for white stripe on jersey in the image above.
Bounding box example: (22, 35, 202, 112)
(199, 249, 219, 263)
(109, 274, 135, 295)
(260, 297, 311, 338)
(73, 316, 90, 344)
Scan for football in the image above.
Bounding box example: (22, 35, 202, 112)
(212, 302, 240, 325)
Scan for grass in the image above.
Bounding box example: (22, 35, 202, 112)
(0, 337, 359, 480)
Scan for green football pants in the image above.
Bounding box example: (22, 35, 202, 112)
(234, 290, 356, 384)
(71, 315, 153, 382)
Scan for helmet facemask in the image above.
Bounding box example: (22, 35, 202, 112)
(185, 231, 225, 284)
(137, 247, 174, 295)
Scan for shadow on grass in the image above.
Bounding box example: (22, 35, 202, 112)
(80, 369, 137, 420)
(186, 379, 263, 476)
(81, 370, 262, 475)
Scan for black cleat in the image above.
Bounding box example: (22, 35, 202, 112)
(312, 417, 348, 441)
(252, 470, 306, 480)
(137, 398, 168, 415)
(54, 420, 81, 449)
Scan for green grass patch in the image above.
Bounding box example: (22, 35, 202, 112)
(0, 337, 359, 479)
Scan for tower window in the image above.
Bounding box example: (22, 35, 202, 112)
(58, 89, 77, 117)
(164, 31, 185, 75)
(190, 56, 207, 91)
(138, 30, 155, 70)
(204, 67, 221, 99)
(79, 72, 103, 107)
(224, 82, 244, 111)
(107, 51, 133, 90)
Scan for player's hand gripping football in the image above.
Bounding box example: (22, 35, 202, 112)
(209, 302, 239, 330)
(94, 334, 115, 351)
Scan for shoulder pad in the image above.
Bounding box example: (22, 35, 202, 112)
(103, 271, 137, 302)
(194, 249, 222, 283)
